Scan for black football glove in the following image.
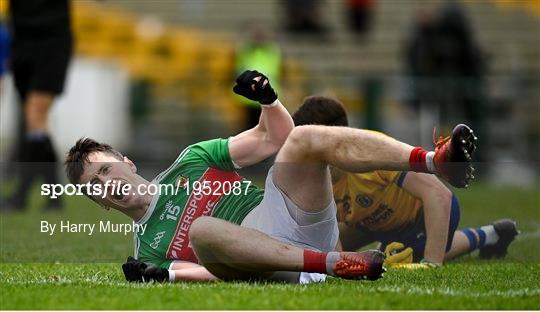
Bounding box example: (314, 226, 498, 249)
(233, 70, 278, 105)
(122, 256, 146, 282)
(122, 256, 170, 283)
(143, 265, 170, 282)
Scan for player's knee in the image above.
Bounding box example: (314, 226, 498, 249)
(189, 216, 216, 246)
(282, 125, 321, 159)
(288, 126, 313, 147)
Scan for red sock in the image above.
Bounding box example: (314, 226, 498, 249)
(409, 147, 430, 173)
(303, 249, 328, 274)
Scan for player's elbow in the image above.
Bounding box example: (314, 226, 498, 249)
(431, 184, 453, 213)
(418, 177, 453, 211)
(264, 133, 288, 154)
(265, 122, 294, 149)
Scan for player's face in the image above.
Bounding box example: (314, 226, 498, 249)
(79, 151, 144, 211)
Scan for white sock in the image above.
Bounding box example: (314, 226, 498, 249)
(481, 225, 499, 245)
(426, 151, 436, 173)
(325, 252, 341, 275)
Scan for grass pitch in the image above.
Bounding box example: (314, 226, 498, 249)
(1, 183, 539, 309)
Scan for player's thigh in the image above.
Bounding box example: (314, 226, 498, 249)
(273, 127, 334, 212)
(272, 161, 333, 213)
(189, 217, 271, 281)
(201, 262, 270, 282)
(445, 194, 461, 251)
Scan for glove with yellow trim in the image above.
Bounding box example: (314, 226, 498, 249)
(390, 263, 433, 269)
(391, 259, 441, 270)
(383, 242, 413, 267)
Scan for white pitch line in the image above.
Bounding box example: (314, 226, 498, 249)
(364, 285, 540, 298)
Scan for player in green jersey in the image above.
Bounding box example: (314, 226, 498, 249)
(65, 70, 476, 283)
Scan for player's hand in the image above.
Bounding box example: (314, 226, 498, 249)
(391, 259, 440, 269)
(122, 256, 147, 282)
(233, 70, 278, 105)
(383, 242, 413, 267)
(122, 256, 170, 283)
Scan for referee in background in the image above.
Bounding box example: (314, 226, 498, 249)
(3, 0, 72, 211)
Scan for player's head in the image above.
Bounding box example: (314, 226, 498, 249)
(292, 95, 349, 127)
(65, 138, 145, 211)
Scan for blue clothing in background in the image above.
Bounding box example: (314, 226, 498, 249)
(0, 22, 10, 76)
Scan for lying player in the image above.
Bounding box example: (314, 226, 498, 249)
(64, 70, 476, 283)
(292, 96, 518, 267)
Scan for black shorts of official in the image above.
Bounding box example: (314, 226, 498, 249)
(10, 35, 73, 100)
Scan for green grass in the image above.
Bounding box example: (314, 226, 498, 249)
(1, 263, 539, 309)
(1, 183, 539, 309)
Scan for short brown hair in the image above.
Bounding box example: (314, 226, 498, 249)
(65, 138, 123, 184)
(292, 95, 349, 127)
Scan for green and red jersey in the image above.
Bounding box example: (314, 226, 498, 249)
(134, 138, 264, 268)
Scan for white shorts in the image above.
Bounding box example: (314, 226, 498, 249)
(241, 167, 339, 284)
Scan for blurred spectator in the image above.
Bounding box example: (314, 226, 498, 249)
(346, 0, 376, 38)
(284, 0, 327, 34)
(235, 23, 282, 131)
(405, 6, 438, 111)
(0, 6, 9, 79)
(405, 3, 487, 159)
(436, 3, 487, 157)
(3, 0, 73, 211)
(436, 4, 485, 77)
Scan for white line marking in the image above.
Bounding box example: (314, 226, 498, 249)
(363, 285, 540, 298)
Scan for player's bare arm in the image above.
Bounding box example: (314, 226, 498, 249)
(401, 172, 452, 264)
(228, 70, 294, 167)
(169, 261, 219, 282)
(171, 266, 219, 282)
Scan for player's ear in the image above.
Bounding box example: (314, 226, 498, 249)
(124, 156, 137, 173)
